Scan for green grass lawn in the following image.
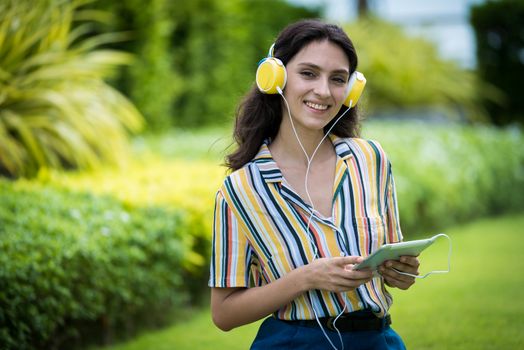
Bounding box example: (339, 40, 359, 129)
(96, 214, 524, 350)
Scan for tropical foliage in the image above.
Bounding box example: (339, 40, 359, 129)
(0, 0, 143, 178)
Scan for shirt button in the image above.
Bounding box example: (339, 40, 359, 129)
(358, 302, 364, 308)
(340, 252, 345, 257)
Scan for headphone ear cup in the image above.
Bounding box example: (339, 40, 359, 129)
(344, 71, 366, 108)
(256, 57, 287, 94)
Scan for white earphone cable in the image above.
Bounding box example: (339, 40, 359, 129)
(275, 85, 452, 350)
(392, 233, 452, 279)
(277, 86, 352, 350)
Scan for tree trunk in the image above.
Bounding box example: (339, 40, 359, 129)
(357, 0, 370, 17)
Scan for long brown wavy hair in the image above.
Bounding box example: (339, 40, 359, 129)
(226, 19, 361, 171)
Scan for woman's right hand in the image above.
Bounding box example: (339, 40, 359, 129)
(210, 256, 374, 331)
(302, 256, 374, 293)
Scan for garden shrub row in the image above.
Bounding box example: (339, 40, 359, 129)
(1, 123, 523, 349)
(57, 122, 523, 241)
(0, 183, 197, 349)
(363, 122, 524, 236)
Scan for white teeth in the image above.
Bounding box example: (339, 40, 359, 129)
(305, 101, 328, 110)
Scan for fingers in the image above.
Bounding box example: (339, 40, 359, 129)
(308, 256, 374, 293)
(380, 268, 414, 290)
(379, 256, 420, 290)
(344, 265, 373, 278)
(337, 258, 374, 291)
(337, 256, 373, 274)
(399, 255, 420, 269)
(339, 257, 374, 280)
(335, 255, 364, 266)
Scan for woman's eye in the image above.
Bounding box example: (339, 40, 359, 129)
(332, 77, 347, 84)
(300, 71, 315, 78)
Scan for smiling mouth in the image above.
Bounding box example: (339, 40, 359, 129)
(305, 101, 329, 111)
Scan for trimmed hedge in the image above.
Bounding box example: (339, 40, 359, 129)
(0, 183, 194, 349)
(363, 122, 524, 236)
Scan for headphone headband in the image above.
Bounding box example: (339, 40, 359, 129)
(268, 43, 276, 57)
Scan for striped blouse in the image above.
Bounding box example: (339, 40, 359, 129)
(209, 136, 403, 319)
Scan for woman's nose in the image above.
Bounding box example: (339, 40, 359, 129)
(313, 77, 331, 98)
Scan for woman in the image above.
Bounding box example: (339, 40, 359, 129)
(209, 19, 419, 350)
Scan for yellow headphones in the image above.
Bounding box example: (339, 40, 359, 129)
(255, 43, 366, 108)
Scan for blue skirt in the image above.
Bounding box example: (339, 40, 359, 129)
(250, 316, 406, 350)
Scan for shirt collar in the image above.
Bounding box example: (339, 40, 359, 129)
(253, 135, 354, 183)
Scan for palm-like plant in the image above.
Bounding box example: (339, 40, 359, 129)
(0, 0, 143, 178)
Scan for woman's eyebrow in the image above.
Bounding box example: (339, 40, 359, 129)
(296, 62, 350, 75)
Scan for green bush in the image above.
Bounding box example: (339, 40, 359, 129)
(0, 0, 143, 179)
(96, 0, 319, 128)
(97, 0, 179, 132)
(0, 182, 194, 349)
(38, 122, 524, 260)
(2, 123, 523, 349)
(169, 0, 319, 127)
(363, 122, 524, 236)
(40, 122, 524, 249)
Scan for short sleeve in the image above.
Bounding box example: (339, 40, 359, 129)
(208, 190, 253, 288)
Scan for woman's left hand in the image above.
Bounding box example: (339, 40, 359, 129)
(379, 256, 420, 290)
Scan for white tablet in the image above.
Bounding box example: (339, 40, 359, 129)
(353, 236, 438, 271)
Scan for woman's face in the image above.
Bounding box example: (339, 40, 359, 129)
(282, 40, 350, 134)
